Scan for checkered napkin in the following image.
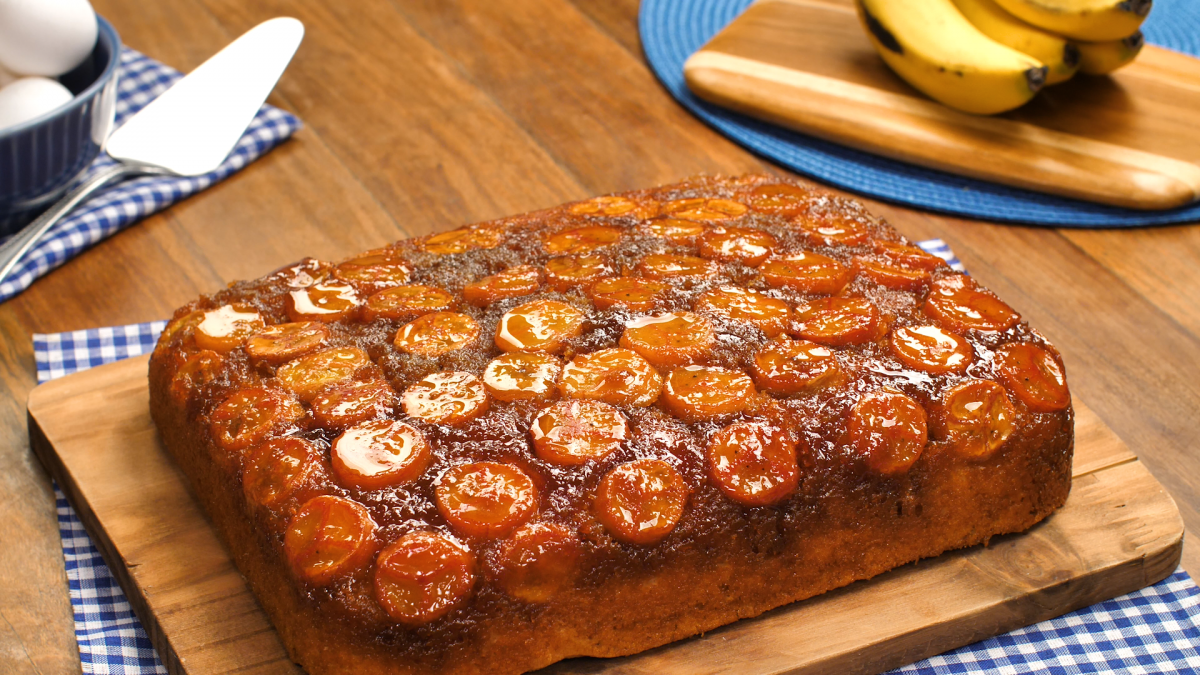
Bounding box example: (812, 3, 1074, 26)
(32, 241, 1200, 674)
(0, 47, 302, 304)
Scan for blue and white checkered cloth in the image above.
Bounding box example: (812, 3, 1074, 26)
(0, 47, 302, 304)
(34, 240, 1200, 674)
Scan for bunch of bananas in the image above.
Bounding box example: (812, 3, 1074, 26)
(856, 0, 1151, 114)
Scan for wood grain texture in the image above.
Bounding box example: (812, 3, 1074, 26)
(199, 0, 589, 234)
(569, 0, 645, 56)
(683, 0, 1200, 210)
(391, 0, 764, 189)
(26, 355, 1183, 675)
(2, 0, 1199, 672)
(0, 311, 80, 675)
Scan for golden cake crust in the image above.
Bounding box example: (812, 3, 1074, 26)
(148, 174, 1073, 675)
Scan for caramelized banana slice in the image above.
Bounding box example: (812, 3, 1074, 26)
(332, 419, 431, 490)
(890, 326, 973, 374)
(243, 437, 323, 511)
(530, 400, 627, 465)
(645, 218, 706, 244)
(374, 531, 476, 625)
(791, 297, 880, 346)
(636, 253, 718, 280)
(934, 380, 1017, 460)
(559, 348, 662, 407)
(495, 522, 581, 603)
(854, 257, 931, 291)
(271, 258, 333, 288)
(423, 226, 503, 255)
(661, 366, 756, 422)
(194, 304, 266, 353)
(619, 312, 715, 369)
(436, 462, 539, 539)
(924, 275, 1020, 333)
(544, 225, 623, 254)
(594, 459, 688, 545)
(760, 252, 853, 295)
(364, 285, 457, 322)
(874, 241, 947, 270)
(277, 347, 371, 402)
(311, 379, 397, 429)
(588, 277, 667, 311)
(209, 388, 303, 453)
(661, 197, 747, 222)
(994, 343, 1070, 413)
(698, 226, 778, 267)
(169, 350, 223, 402)
(569, 195, 658, 219)
(395, 312, 480, 357)
(287, 283, 361, 323)
(751, 338, 843, 395)
(402, 372, 489, 425)
(483, 353, 562, 402)
(695, 286, 790, 337)
(285, 495, 377, 586)
(846, 392, 928, 475)
(793, 213, 870, 246)
(245, 322, 329, 366)
(463, 265, 541, 307)
(495, 300, 585, 353)
(544, 254, 612, 291)
(708, 422, 799, 507)
(156, 309, 205, 354)
(333, 252, 412, 294)
(746, 183, 811, 217)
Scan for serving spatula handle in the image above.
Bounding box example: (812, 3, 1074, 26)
(0, 163, 168, 286)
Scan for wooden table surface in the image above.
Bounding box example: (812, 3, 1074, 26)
(3, 0, 1199, 672)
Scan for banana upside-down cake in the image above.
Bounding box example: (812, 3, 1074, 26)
(148, 174, 1073, 675)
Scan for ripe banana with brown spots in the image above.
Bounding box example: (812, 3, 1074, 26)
(992, 0, 1151, 41)
(1077, 31, 1145, 74)
(856, 0, 1049, 115)
(951, 0, 1081, 84)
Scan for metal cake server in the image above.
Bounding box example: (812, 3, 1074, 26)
(0, 17, 305, 285)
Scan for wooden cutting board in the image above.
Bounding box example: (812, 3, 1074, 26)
(683, 0, 1200, 210)
(27, 355, 1183, 675)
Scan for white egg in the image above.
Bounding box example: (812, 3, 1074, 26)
(0, 0, 98, 77)
(0, 77, 74, 130)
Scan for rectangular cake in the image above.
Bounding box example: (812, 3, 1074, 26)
(148, 174, 1074, 675)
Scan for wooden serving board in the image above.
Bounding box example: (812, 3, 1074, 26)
(28, 355, 1183, 675)
(683, 0, 1200, 210)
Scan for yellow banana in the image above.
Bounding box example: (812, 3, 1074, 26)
(1077, 31, 1145, 74)
(856, 0, 1048, 115)
(951, 0, 1080, 84)
(991, 0, 1151, 41)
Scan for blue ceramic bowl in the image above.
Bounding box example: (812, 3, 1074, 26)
(0, 16, 120, 235)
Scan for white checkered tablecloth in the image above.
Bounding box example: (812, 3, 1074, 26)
(33, 240, 1200, 674)
(0, 47, 302, 304)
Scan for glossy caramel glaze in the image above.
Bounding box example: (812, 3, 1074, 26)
(148, 174, 1073, 675)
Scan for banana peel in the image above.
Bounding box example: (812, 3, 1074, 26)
(951, 0, 1080, 84)
(857, 0, 1048, 115)
(992, 0, 1151, 41)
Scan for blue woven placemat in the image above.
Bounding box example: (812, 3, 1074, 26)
(639, 0, 1200, 227)
(32, 240, 1200, 674)
(0, 46, 301, 305)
